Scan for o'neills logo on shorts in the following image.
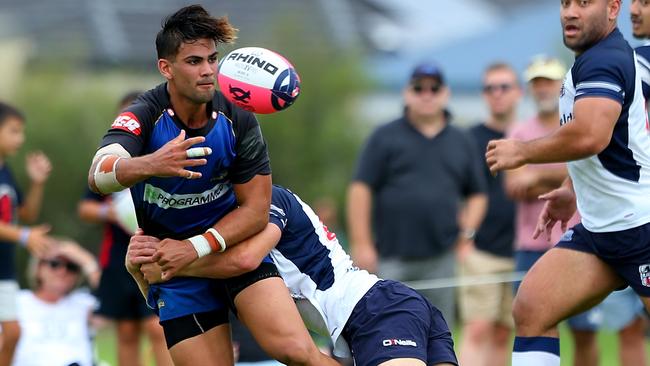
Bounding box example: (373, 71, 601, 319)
(382, 339, 417, 347)
(143, 183, 230, 209)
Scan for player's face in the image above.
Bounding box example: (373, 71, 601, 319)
(529, 78, 563, 114)
(631, 0, 650, 38)
(403, 77, 449, 118)
(164, 38, 218, 104)
(482, 69, 521, 119)
(37, 257, 80, 297)
(560, 0, 619, 53)
(0, 117, 25, 157)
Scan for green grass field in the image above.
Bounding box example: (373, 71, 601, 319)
(93, 323, 650, 366)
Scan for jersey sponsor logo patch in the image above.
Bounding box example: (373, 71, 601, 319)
(382, 339, 417, 347)
(142, 182, 231, 210)
(639, 264, 650, 287)
(111, 112, 142, 135)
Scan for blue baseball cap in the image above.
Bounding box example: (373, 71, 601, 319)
(410, 62, 445, 84)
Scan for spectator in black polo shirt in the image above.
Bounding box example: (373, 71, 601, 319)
(459, 62, 521, 366)
(347, 62, 488, 331)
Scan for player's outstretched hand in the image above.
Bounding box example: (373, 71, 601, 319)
(126, 228, 159, 274)
(25, 151, 52, 185)
(146, 130, 212, 180)
(485, 139, 527, 175)
(532, 187, 577, 241)
(154, 238, 198, 281)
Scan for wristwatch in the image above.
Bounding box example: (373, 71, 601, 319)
(461, 228, 476, 241)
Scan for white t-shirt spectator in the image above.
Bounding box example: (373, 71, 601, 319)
(13, 289, 96, 366)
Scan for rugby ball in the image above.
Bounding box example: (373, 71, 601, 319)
(218, 47, 301, 114)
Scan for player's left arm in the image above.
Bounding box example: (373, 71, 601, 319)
(486, 98, 620, 173)
(180, 224, 280, 279)
(139, 224, 281, 283)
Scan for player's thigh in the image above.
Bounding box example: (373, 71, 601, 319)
(234, 276, 316, 355)
(168, 323, 233, 366)
(514, 247, 623, 330)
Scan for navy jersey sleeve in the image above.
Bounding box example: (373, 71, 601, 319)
(99, 88, 163, 157)
(353, 127, 390, 190)
(572, 48, 629, 104)
(229, 110, 271, 184)
(268, 186, 291, 231)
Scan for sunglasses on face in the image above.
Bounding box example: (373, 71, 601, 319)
(483, 83, 515, 94)
(41, 259, 81, 273)
(411, 84, 443, 94)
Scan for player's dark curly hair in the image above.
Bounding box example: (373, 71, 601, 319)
(156, 4, 237, 60)
(0, 102, 24, 127)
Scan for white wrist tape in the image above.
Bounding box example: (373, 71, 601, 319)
(206, 228, 227, 252)
(188, 235, 212, 258)
(94, 155, 126, 194)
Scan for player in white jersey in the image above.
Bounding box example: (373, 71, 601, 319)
(130, 185, 458, 366)
(632, 0, 650, 99)
(485, 1, 650, 365)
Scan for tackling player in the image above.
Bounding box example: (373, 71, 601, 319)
(486, 1, 650, 365)
(87, 5, 336, 366)
(130, 185, 459, 366)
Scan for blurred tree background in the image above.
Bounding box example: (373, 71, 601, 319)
(7, 19, 369, 282)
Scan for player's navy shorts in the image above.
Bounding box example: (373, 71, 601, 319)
(146, 277, 228, 322)
(95, 265, 153, 320)
(341, 280, 458, 366)
(557, 222, 650, 297)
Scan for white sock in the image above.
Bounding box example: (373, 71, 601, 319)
(512, 336, 560, 366)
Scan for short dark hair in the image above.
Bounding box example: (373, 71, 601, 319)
(0, 102, 24, 127)
(118, 91, 142, 110)
(156, 4, 237, 60)
(483, 62, 520, 84)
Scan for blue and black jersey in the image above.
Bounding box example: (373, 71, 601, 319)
(100, 83, 271, 239)
(0, 165, 22, 280)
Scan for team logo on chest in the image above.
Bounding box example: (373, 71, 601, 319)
(639, 264, 650, 287)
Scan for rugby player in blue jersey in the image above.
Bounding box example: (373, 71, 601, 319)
(130, 185, 458, 366)
(88, 5, 337, 366)
(486, 1, 650, 365)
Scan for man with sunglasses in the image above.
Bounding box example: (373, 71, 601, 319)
(458, 62, 521, 366)
(347, 62, 487, 331)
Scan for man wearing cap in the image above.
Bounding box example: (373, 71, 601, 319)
(458, 62, 521, 366)
(347, 62, 487, 330)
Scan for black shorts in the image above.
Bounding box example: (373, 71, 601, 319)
(158, 260, 280, 348)
(159, 308, 230, 349)
(95, 265, 154, 320)
(224, 260, 281, 315)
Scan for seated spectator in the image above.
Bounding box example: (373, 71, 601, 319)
(12, 241, 100, 366)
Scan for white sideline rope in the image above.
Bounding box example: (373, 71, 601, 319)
(403, 271, 527, 291)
